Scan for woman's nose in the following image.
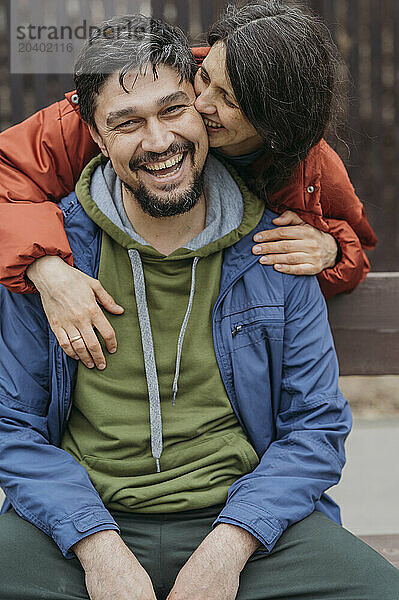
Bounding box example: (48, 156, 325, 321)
(194, 90, 217, 115)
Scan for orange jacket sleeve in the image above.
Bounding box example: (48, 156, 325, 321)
(311, 140, 377, 299)
(316, 218, 371, 299)
(0, 95, 98, 293)
(270, 139, 377, 299)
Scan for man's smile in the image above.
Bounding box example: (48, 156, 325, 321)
(136, 151, 191, 184)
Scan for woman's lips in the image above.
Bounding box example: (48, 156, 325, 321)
(203, 117, 225, 132)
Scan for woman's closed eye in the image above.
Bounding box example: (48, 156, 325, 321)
(223, 95, 238, 109)
(200, 66, 238, 108)
(199, 67, 210, 84)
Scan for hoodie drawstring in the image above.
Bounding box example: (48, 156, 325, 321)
(172, 256, 200, 405)
(128, 249, 200, 473)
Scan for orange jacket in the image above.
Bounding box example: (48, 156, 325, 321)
(0, 47, 376, 299)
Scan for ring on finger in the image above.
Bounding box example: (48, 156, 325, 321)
(69, 335, 83, 343)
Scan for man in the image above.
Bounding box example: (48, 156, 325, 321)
(0, 14, 397, 600)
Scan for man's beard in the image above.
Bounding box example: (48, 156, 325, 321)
(123, 142, 204, 218)
(123, 169, 204, 218)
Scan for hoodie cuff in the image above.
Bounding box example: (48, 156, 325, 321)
(51, 507, 120, 558)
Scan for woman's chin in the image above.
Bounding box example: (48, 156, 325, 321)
(208, 138, 233, 151)
(208, 139, 224, 148)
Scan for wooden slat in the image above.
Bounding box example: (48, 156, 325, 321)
(347, 0, 362, 192)
(5, 0, 24, 125)
(370, 1, 385, 268)
(327, 273, 399, 375)
(395, 0, 399, 257)
(199, 3, 214, 34)
(151, 0, 165, 19)
(360, 534, 399, 569)
(102, 0, 116, 20)
(176, 0, 189, 33)
(322, 0, 336, 34)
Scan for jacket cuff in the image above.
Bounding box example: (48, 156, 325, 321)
(212, 502, 283, 553)
(317, 218, 369, 300)
(51, 507, 120, 558)
(22, 249, 74, 294)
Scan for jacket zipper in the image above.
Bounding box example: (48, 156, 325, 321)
(212, 256, 260, 436)
(231, 319, 281, 337)
(232, 325, 243, 337)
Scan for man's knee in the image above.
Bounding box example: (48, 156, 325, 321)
(288, 512, 399, 598)
(0, 509, 87, 600)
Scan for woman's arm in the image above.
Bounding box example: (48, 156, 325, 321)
(0, 95, 98, 293)
(0, 96, 122, 368)
(251, 140, 377, 299)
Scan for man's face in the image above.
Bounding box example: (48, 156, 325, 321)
(90, 65, 209, 217)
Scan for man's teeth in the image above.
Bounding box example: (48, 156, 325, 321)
(145, 153, 183, 171)
(204, 118, 223, 129)
(154, 165, 181, 178)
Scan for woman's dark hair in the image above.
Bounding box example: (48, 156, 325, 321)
(74, 14, 197, 128)
(208, 0, 347, 201)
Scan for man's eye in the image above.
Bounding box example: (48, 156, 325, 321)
(116, 119, 139, 129)
(164, 105, 186, 114)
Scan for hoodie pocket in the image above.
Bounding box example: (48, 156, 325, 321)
(80, 431, 259, 511)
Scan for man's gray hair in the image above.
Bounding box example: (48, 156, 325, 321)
(74, 14, 197, 127)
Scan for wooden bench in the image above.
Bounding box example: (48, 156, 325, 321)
(328, 272, 399, 568)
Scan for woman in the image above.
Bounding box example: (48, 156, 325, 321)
(0, 0, 376, 369)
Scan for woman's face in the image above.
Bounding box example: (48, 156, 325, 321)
(194, 42, 263, 157)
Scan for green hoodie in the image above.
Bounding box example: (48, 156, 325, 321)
(62, 154, 264, 513)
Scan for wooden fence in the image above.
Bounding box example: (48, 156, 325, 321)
(0, 0, 398, 273)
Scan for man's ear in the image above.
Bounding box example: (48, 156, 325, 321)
(88, 124, 109, 157)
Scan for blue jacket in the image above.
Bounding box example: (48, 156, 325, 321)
(0, 192, 351, 558)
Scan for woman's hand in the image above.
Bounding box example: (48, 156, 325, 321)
(27, 256, 124, 369)
(252, 210, 338, 275)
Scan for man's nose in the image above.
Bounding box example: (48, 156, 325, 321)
(194, 89, 217, 115)
(141, 119, 175, 153)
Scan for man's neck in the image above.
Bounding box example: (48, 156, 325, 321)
(121, 188, 207, 256)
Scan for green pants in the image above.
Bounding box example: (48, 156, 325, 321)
(1, 506, 398, 599)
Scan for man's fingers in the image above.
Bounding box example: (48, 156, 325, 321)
(92, 312, 118, 355)
(56, 329, 80, 360)
(259, 252, 310, 266)
(93, 283, 124, 315)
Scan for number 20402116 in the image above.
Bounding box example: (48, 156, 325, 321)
(18, 42, 73, 53)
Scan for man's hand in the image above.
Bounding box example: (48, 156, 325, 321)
(27, 256, 124, 369)
(166, 523, 260, 600)
(73, 530, 157, 600)
(252, 210, 338, 275)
